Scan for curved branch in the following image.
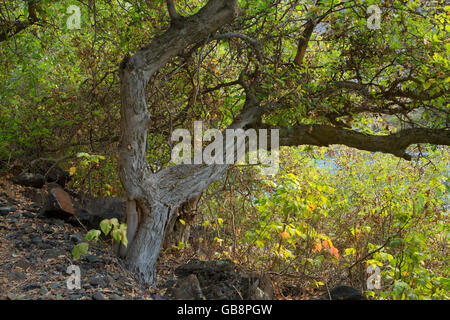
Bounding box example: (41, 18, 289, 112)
(166, 0, 181, 20)
(275, 125, 450, 160)
(118, 0, 238, 208)
(294, 19, 316, 66)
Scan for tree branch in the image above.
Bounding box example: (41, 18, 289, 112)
(166, 0, 181, 20)
(273, 125, 450, 160)
(202, 79, 242, 94)
(293, 19, 316, 66)
(0, 0, 40, 43)
(332, 80, 447, 102)
(212, 32, 263, 62)
(293, 0, 340, 65)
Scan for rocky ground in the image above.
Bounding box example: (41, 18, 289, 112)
(0, 176, 159, 300)
(0, 175, 276, 300)
(0, 174, 364, 301)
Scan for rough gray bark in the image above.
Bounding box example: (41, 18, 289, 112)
(118, 0, 450, 284)
(119, 0, 239, 283)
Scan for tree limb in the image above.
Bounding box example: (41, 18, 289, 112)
(0, 0, 39, 42)
(293, 0, 340, 65)
(212, 32, 263, 62)
(332, 80, 447, 102)
(273, 125, 450, 160)
(293, 19, 316, 66)
(166, 0, 181, 20)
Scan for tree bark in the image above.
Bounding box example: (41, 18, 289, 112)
(118, 0, 450, 284)
(118, 0, 238, 284)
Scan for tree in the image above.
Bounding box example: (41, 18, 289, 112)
(117, 0, 449, 283)
(0, 0, 40, 43)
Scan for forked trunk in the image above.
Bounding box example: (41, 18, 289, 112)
(117, 0, 239, 283)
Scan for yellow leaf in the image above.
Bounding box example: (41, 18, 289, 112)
(314, 281, 325, 287)
(69, 167, 76, 176)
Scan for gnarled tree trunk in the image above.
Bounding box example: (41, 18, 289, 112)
(117, 0, 450, 285)
(118, 0, 238, 284)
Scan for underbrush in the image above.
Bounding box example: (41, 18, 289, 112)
(190, 146, 449, 300)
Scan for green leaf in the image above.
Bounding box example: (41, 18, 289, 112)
(100, 219, 112, 235)
(390, 238, 402, 248)
(393, 280, 408, 297)
(72, 242, 89, 259)
(110, 218, 119, 228)
(345, 247, 356, 256)
(85, 229, 101, 242)
(111, 229, 122, 243)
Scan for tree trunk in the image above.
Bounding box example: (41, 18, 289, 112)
(118, 0, 238, 284)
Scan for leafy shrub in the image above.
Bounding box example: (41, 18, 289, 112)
(199, 146, 449, 299)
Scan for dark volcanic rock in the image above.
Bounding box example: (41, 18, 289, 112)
(43, 249, 66, 260)
(88, 275, 109, 287)
(86, 255, 100, 263)
(92, 292, 106, 300)
(170, 259, 273, 300)
(316, 285, 366, 300)
(171, 274, 204, 300)
(12, 160, 70, 189)
(23, 283, 41, 291)
(38, 190, 125, 229)
(22, 211, 35, 218)
(30, 160, 71, 188)
(0, 206, 17, 216)
(12, 173, 45, 188)
(70, 234, 83, 244)
(10, 270, 26, 281)
(75, 197, 125, 229)
(39, 286, 48, 295)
